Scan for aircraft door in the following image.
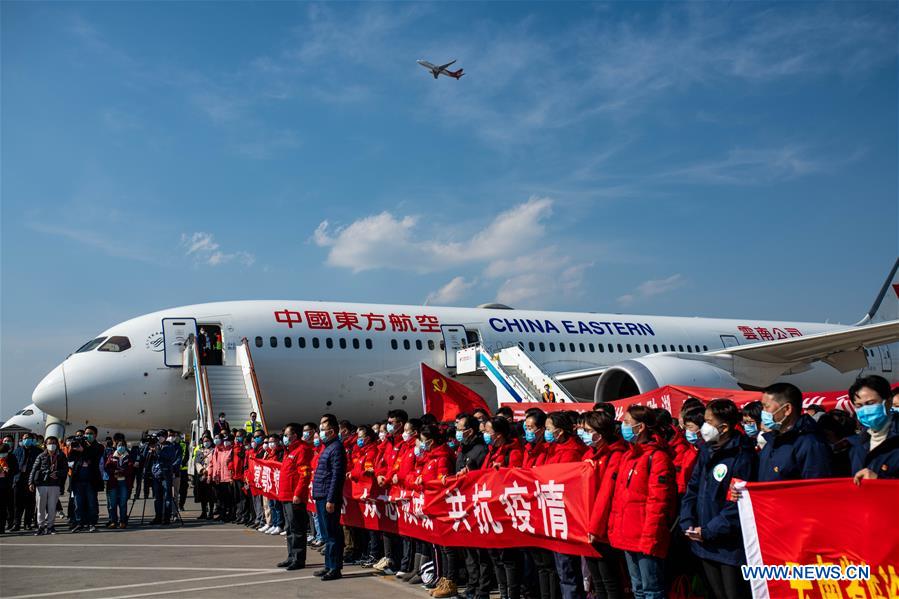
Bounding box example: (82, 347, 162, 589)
(878, 346, 893, 372)
(441, 325, 467, 368)
(162, 318, 197, 367)
(720, 335, 740, 348)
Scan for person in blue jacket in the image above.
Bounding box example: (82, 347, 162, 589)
(848, 375, 899, 483)
(312, 413, 347, 581)
(758, 383, 832, 481)
(680, 399, 757, 599)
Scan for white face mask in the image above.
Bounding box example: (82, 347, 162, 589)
(378, 431, 387, 442)
(700, 422, 721, 444)
(402, 431, 413, 442)
(47, 444, 58, 452)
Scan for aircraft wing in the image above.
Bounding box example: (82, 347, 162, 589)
(438, 59, 456, 70)
(707, 319, 899, 372)
(555, 366, 607, 382)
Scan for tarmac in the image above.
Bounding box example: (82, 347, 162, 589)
(0, 496, 440, 599)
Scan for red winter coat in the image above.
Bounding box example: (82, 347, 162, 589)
(607, 436, 677, 558)
(522, 439, 550, 468)
(545, 434, 589, 465)
(405, 444, 454, 491)
(350, 442, 380, 482)
(278, 440, 313, 503)
(587, 439, 628, 542)
(209, 445, 233, 483)
(375, 433, 403, 479)
(667, 428, 698, 495)
(388, 438, 417, 484)
(484, 439, 524, 469)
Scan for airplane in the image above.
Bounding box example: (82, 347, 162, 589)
(3, 403, 144, 440)
(417, 59, 464, 80)
(30, 259, 899, 436)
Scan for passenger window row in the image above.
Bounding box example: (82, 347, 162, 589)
(519, 341, 708, 354)
(255, 336, 445, 352)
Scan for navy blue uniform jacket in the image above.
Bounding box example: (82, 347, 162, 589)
(312, 436, 347, 504)
(848, 412, 899, 479)
(758, 414, 832, 482)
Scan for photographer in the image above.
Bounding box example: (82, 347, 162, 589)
(68, 436, 97, 532)
(145, 430, 179, 525)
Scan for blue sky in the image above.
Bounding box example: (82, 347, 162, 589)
(2, 2, 897, 419)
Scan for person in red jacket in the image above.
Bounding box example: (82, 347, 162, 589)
(521, 409, 559, 599)
(522, 409, 550, 468)
(544, 411, 589, 599)
(392, 419, 422, 579)
(373, 409, 409, 574)
(352, 425, 382, 567)
(483, 417, 525, 599)
(277, 422, 313, 571)
(608, 405, 677, 599)
(657, 409, 699, 495)
(582, 411, 627, 599)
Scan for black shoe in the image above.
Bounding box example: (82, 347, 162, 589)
(276, 560, 293, 568)
(285, 562, 304, 571)
(149, 518, 162, 525)
(70, 525, 82, 533)
(313, 568, 329, 577)
(321, 570, 342, 581)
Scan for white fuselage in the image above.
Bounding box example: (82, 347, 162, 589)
(31, 300, 897, 432)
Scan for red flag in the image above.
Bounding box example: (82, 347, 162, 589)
(420, 362, 488, 421)
(737, 478, 899, 598)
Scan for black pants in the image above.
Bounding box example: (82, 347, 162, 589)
(0, 486, 12, 533)
(367, 530, 383, 560)
(216, 483, 234, 520)
(489, 548, 523, 599)
(464, 547, 493, 599)
(281, 501, 308, 567)
(178, 471, 188, 508)
(382, 533, 402, 566)
(440, 546, 461, 583)
(529, 548, 561, 599)
(584, 543, 624, 599)
(702, 559, 750, 599)
(16, 481, 36, 527)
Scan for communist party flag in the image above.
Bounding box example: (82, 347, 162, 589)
(420, 362, 489, 421)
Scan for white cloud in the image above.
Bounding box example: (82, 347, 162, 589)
(313, 198, 592, 307)
(181, 232, 255, 267)
(618, 274, 685, 306)
(425, 276, 475, 305)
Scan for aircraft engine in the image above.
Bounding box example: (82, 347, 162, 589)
(593, 355, 740, 402)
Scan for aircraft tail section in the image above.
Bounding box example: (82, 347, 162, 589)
(856, 257, 899, 325)
(449, 68, 464, 79)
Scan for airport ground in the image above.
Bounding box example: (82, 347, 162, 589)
(0, 496, 445, 599)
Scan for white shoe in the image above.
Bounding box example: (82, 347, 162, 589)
(279, 530, 287, 536)
(395, 571, 407, 578)
(372, 557, 389, 572)
(258, 525, 271, 533)
(267, 526, 281, 535)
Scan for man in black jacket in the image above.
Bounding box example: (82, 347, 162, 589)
(454, 413, 491, 599)
(12, 433, 40, 530)
(312, 414, 347, 581)
(81, 426, 105, 528)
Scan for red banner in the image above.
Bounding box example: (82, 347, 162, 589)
(501, 386, 856, 420)
(249, 457, 598, 557)
(737, 479, 899, 599)
(247, 458, 281, 500)
(421, 362, 489, 421)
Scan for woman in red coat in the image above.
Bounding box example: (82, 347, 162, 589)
(608, 405, 677, 599)
(582, 411, 627, 599)
(544, 411, 588, 599)
(483, 417, 524, 599)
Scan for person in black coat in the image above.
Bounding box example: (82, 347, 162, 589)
(681, 399, 758, 599)
(12, 433, 40, 530)
(0, 443, 20, 533)
(29, 437, 69, 535)
(758, 383, 832, 481)
(312, 414, 347, 581)
(847, 375, 899, 482)
(213, 413, 231, 437)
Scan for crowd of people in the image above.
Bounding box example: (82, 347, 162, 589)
(1, 376, 897, 599)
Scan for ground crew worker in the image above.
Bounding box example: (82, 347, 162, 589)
(177, 433, 189, 510)
(542, 383, 556, 403)
(245, 412, 263, 434)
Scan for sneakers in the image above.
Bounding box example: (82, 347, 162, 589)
(267, 526, 282, 535)
(395, 571, 408, 579)
(70, 525, 82, 533)
(87, 525, 97, 533)
(258, 525, 271, 533)
(279, 530, 287, 536)
(372, 557, 390, 572)
(431, 578, 459, 599)
(48, 527, 57, 535)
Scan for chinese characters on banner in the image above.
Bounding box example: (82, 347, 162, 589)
(737, 479, 899, 599)
(247, 458, 600, 558)
(273, 309, 441, 333)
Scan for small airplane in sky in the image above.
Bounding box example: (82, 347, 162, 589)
(417, 59, 464, 80)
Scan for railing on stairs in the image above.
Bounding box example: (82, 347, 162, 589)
(182, 335, 214, 432)
(464, 343, 573, 404)
(237, 337, 268, 432)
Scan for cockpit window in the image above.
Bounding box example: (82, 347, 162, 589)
(22, 409, 33, 416)
(98, 336, 131, 353)
(76, 337, 107, 353)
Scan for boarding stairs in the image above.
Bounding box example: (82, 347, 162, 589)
(182, 336, 268, 435)
(461, 344, 573, 404)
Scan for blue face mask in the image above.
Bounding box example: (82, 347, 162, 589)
(356, 437, 365, 448)
(743, 422, 758, 437)
(313, 438, 321, 448)
(213, 438, 222, 446)
(524, 430, 536, 443)
(482, 432, 493, 446)
(282, 435, 291, 445)
(856, 403, 889, 431)
(761, 404, 786, 431)
(338, 432, 344, 441)
(448, 441, 456, 449)
(85, 434, 95, 442)
(578, 430, 595, 447)
(544, 429, 555, 443)
(621, 424, 636, 443)
(22, 439, 34, 447)
(386, 423, 395, 434)
(414, 445, 422, 457)
(455, 430, 465, 443)
(684, 430, 699, 445)
(892, 407, 899, 414)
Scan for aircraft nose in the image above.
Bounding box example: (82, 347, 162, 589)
(32, 364, 67, 421)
